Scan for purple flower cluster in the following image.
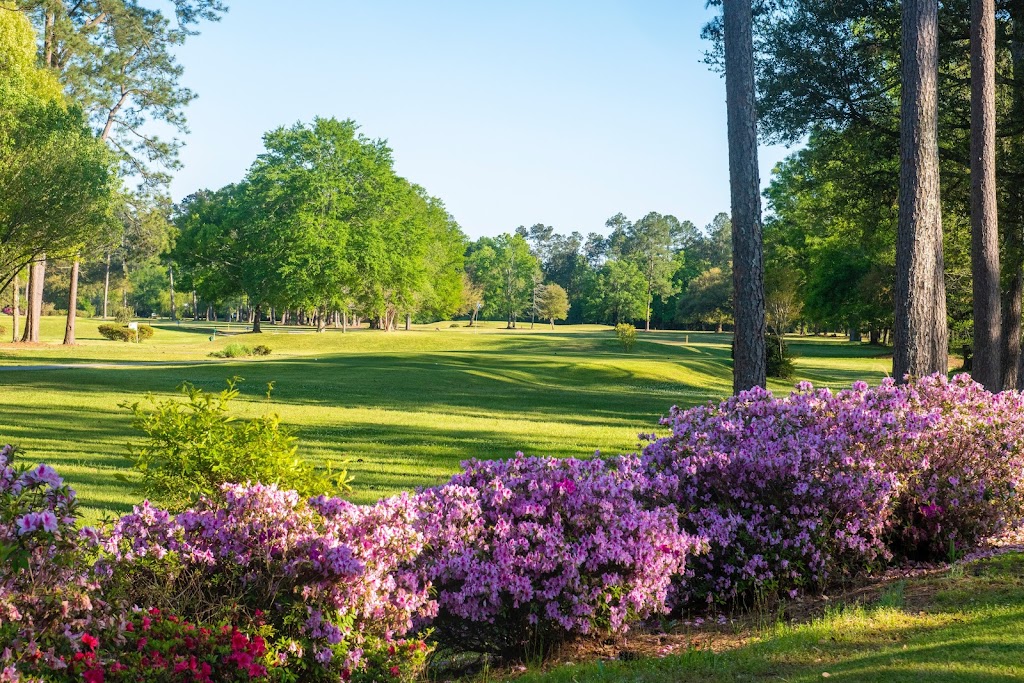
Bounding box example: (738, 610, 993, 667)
(0, 450, 112, 678)
(868, 374, 1024, 558)
(641, 382, 899, 604)
(98, 482, 436, 677)
(640, 373, 1024, 605)
(416, 454, 704, 654)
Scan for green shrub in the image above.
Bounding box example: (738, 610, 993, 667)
(615, 322, 638, 352)
(121, 379, 349, 510)
(113, 305, 135, 324)
(98, 323, 153, 343)
(209, 342, 251, 358)
(766, 333, 796, 379)
(210, 343, 272, 358)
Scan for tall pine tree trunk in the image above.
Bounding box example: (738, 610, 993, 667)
(1003, 267, 1023, 388)
(724, 0, 766, 393)
(63, 258, 79, 345)
(168, 265, 176, 320)
(970, 0, 1003, 390)
(11, 274, 19, 343)
(894, 0, 948, 381)
(102, 253, 111, 319)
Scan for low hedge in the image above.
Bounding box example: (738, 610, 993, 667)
(98, 323, 154, 343)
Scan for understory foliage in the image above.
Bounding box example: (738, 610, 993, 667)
(122, 379, 345, 510)
(3, 373, 1024, 680)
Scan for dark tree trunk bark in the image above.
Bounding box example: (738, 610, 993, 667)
(724, 0, 766, 393)
(405, 312, 411, 331)
(970, 0, 1003, 390)
(252, 304, 262, 333)
(1003, 268, 1023, 389)
(169, 265, 177, 321)
(63, 258, 79, 345)
(11, 274, 19, 343)
(849, 326, 862, 343)
(894, 0, 948, 381)
(102, 253, 111, 320)
(1002, 4, 1024, 389)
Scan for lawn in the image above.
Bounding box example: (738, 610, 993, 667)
(502, 551, 1024, 683)
(1, 316, 894, 522)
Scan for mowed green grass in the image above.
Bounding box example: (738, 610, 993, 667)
(0, 316, 893, 522)
(506, 553, 1024, 683)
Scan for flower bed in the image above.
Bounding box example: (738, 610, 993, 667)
(3, 372, 1024, 678)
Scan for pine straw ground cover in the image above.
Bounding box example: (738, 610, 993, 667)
(493, 541, 1024, 683)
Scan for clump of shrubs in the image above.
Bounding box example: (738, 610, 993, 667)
(100, 484, 433, 680)
(98, 323, 154, 342)
(4, 373, 1024, 680)
(641, 373, 1024, 608)
(615, 322, 638, 352)
(417, 454, 704, 657)
(210, 342, 272, 358)
(121, 379, 344, 510)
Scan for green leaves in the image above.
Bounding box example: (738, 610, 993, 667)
(122, 378, 348, 510)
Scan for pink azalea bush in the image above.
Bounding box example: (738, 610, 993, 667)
(416, 454, 705, 656)
(641, 373, 1024, 607)
(863, 374, 1024, 558)
(641, 383, 899, 605)
(97, 483, 433, 681)
(0, 447, 114, 679)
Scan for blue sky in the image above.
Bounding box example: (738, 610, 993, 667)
(170, 1, 794, 239)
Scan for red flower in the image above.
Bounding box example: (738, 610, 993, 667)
(83, 669, 104, 683)
(390, 665, 401, 677)
(81, 633, 99, 651)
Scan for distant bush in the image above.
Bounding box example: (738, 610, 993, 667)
(615, 322, 637, 352)
(98, 323, 153, 342)
(210, 342, 252, 358)
(210, 342, 272, 358)
(766, 333, 796, 378)
(113, 305, 135, 324)
(121, 379, 348, 510)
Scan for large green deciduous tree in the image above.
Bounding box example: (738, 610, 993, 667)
(0, 7, 114, 341)
(468, 233, 540, 329)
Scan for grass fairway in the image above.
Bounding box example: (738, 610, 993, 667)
(0, 316, 893, 522)
(506, 552, 1024, 683)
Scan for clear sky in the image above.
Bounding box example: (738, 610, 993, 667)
(169, 1, 795, 239)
